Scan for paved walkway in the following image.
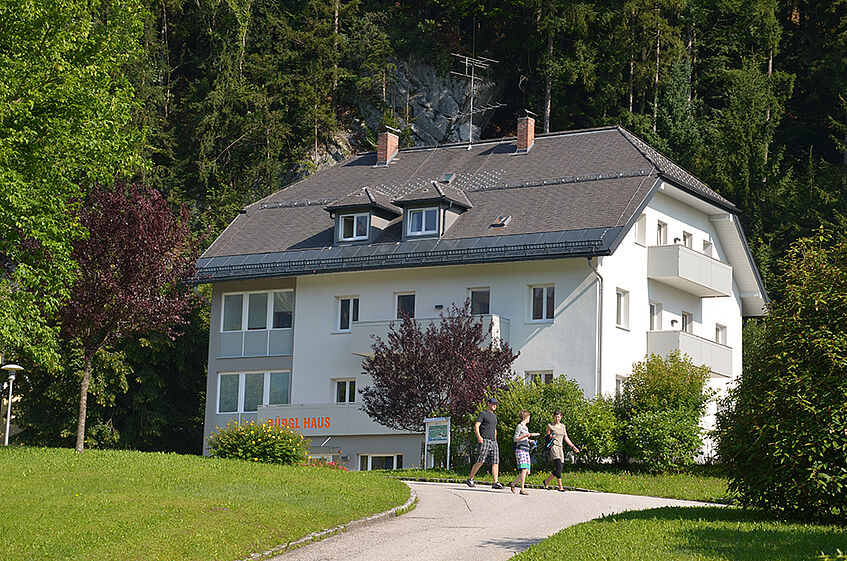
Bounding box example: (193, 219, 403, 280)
(272, 481, 709, 561)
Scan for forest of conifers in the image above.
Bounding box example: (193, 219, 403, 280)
(3, 0, 846, 452)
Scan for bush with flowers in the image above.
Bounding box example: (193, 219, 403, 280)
(299, 457, 349, 471)
(207, 421, 309, 465)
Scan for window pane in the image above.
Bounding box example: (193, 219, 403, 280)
(273, 292, 293, 329)
(243, 373, 264, 412)
(396, 455, 403, 469)
(247, 293, 268, 330)
(348, 380, 356, 403)
(355, 215, 368, 237)
(471, 290, 490, 315)
(532, 287, 544, 320)
(223, 295, 243, 331)
(371, 456, 393, 470)
(546, 286, 555, 319)
(359, 455, 368, 471)
(336, 381, 347, 403)
(340, 298, 351, 330)
(424, 209, 437, 232)
(352, 298, 359, 322)
(409, 210, 422, 233)
(269, 372, 290, 405)
(218, 374, 239, 413)
(342, 216, 354, 239)
(397, 294, 415, 318)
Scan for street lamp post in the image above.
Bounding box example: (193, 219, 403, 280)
(1, 363, 23, 446)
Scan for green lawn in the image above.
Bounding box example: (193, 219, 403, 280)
(513, 506, 847, 560)
(0, 446, 410, 561)
(391, 465, 728, 503)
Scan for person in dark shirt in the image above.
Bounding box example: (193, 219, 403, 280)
(465, 397, 503, 490)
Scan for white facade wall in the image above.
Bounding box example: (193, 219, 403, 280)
(291, 259, 599, 405)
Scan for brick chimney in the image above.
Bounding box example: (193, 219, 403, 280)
(516, 116, 535, 152)
(377, 131, 399, 165)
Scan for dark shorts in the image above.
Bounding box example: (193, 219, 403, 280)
(550, 458, 563, 478)
(476, 438, 499, 465)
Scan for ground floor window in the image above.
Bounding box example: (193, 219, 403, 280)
(525, 370, 554, 384)
(359, 454, 403, 471)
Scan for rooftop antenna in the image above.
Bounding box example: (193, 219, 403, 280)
(450, 19, 501, 150)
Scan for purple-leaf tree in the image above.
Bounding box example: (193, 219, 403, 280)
(62, 182, 198, 452)
(360, 301, 519, 432)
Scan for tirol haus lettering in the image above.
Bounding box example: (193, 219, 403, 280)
(267, 417, 331, 430)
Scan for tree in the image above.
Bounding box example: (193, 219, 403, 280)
(0, 0, 144, 365)
(360, 301, 519, 432)
(717, 232, 847, 523)
(61, 182, 198, 452)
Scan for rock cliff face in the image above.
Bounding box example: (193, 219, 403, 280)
(357, 57, 506, 147)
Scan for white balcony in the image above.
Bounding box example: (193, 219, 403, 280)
(647, 330, 733, 378)
(349, 314, 511, 357)
(218, 328, 293, 358)
(648, 244, 733, 297)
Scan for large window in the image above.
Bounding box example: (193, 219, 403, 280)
(649, 301, 662, 331)
(657, 221, 668, 245)
(339, 213, 369, 241)
(359, 454, 403, 471)
(222, 290, 293, 332)
(407, 208, 438, 236)
(470, 288, 490, 315)
(335, 379, 356, 403)
(217, 371, 291, 413)
(531, 285, 555, 321)
(338, 296, 359, 331)
(616, 289, 630, 329)
(396, 293, 415, 318)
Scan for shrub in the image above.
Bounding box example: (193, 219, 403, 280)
(208, 421, 309, 465)
(570, 396, 621, 466)
(625, 410, 702, 473)
(716, 233, 847, 523)
(617, 351, 711, 472)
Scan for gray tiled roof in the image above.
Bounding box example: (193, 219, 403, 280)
(195, 126, 737, 282)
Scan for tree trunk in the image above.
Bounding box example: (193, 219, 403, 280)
(75, 354, 93, 453)
(628, 11, 634, 114)
(544, 30, 553, 133)
(653, 8, 660, 132)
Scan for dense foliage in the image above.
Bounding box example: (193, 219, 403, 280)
(616, 351, 711, 472)
(361, 301, 519, 432)
(208, 421, 309, 465)
(717, 233, 847, 524)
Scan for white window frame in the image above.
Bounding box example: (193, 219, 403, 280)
(703, 240, 713, 257)
(616, 288, 630, 330)
(395, 292, 416, 319)
(525, 370, 554, 384)
(682, 231, 693, 248)
(649, 301, 662, 331)
(334, 378, 357, 403)
(657, 221, 668, 245)
(681, 311, 694, 334)
(406, 207, 439, 236)
(216, 371, 291, 414)
(359, 453, 404, 471)
(469, 287, 491, 315)
(529, 284, 555, 322)
(221, 289, 294, 332)
(635, 214, 647, 246)
(339, 213, 369, 242)
(715, 324, 727, 345)
(337, 296, 359, 332)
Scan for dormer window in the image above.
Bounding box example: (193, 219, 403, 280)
(340, 213, 369, 241)
(407, 208, 438, 236)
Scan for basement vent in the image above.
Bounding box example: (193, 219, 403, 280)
(489, 215, 512, 228)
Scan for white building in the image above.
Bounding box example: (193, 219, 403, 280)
(195, 118, 767, 470)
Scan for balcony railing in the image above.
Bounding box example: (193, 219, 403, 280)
(349, 314, 511, 357)
(218, 328, 293, 358)
(646, 330, 733, 377)
(648, 244, 732, 297)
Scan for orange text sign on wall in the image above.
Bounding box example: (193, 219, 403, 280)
(267, 417, 331, 430)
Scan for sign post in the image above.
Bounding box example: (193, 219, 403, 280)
(423, 417, 451, 470)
